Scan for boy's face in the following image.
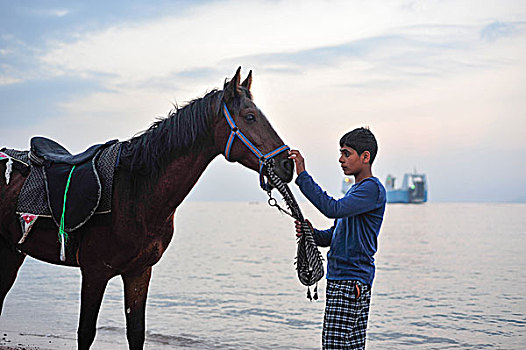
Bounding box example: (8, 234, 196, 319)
(339, 145, 370, 176)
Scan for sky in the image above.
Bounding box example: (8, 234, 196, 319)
(1, 0, 525, 202)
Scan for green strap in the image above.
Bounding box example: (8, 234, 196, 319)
(59, 165, 76, 243)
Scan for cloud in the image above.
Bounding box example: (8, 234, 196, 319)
(234, 20, 525, 110)
(36, 0, 458, 87)
(37, 15, 525, 98)
(3, 1, 523, 93)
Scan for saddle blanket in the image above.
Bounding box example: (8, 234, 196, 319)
(1, 142, 121, 220)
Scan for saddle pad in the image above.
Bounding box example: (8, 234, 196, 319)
(8, 142, 120, 220)
(45, 158, 100, 231)
(1, 149, 30, 165)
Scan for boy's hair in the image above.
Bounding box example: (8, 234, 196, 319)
(339, 127, 378, 165)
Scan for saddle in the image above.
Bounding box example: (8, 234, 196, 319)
(30, 137, 113, 166)
(29, 137, 119, 232)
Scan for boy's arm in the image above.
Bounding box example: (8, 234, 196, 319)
(313, 225, 334, 247)
(295, 219, 334, 247)
(296, 171, 380, 219)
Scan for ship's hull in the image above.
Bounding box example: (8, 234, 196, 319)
(387, 189, 427, 203)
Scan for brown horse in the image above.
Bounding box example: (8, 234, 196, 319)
(0, 68, 293, 350)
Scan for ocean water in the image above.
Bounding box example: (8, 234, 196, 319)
(1, 202, 525, 349)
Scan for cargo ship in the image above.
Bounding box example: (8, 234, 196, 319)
(385, 172, 427, 203)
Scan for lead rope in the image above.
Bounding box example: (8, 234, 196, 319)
(264, 160, 324, 300)
(267, 190, 317, 300)
(59, 165, 75, 262)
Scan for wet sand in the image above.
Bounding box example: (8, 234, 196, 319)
(1, 331, 57, 350)
(0, 330, 128, 350)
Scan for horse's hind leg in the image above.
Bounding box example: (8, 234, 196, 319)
(77, 268, 111, 350)
(122, 267, 152, 350)
(0, 238, 26, 315)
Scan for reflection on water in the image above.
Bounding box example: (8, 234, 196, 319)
(1, 202, 525, 349)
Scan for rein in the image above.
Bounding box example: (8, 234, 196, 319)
(222, 103, 289, 190)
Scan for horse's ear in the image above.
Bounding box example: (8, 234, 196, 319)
(224, 67, 242, 101)
(241, 70, 252, 90)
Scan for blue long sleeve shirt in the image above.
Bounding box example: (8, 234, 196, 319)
(295, 171, 386, 286)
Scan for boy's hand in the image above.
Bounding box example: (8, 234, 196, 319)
(288, 149, 305, 175)
(294, 219, 313, 237)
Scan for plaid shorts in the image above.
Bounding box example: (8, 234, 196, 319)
(322, 280, 372, 350)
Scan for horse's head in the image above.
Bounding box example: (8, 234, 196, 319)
(213, 67, 293, 187)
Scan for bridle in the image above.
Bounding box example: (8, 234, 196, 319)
(222, 102, 289, 190)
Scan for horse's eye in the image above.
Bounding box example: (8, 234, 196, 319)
(245, 114, 256, 123)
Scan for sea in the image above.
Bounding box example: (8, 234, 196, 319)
(1, 202, 525, 349)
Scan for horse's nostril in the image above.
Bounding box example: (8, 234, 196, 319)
(281, 159, 293, 172)
(276, 159, 294, 183)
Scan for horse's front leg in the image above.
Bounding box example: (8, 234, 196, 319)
(122, 267, 152, 350)
(0, 239, 26, 315)
(77, 268, 111, 350)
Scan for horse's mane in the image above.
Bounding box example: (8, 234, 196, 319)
(119, 89, 224, 188)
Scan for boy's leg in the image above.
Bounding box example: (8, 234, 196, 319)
(322, 280, 371, 350)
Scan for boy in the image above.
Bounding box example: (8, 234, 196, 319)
(288, 127, 386, 350)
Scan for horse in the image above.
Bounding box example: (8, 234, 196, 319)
(0, 67, 293, 350)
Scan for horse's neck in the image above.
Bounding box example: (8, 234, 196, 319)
(153, 145, 220, 211)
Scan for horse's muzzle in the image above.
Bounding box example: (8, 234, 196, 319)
(272, 158, 294, 184)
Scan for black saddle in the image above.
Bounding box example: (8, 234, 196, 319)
(29, 137, 118, 232)
(30, 136, 116, 166)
